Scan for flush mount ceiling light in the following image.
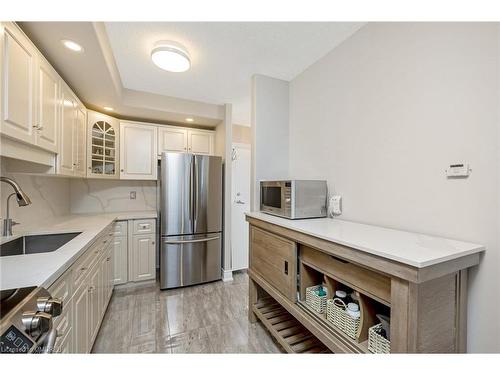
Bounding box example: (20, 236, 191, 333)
(185, 118, 194, 122)
(61, 39, 83, 53)
(103, 106, 114, 112)
(151, 41, 190, 72)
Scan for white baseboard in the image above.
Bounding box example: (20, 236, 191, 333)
(222, 269, 233, 282)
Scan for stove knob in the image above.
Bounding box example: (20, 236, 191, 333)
(37, 297, 63, 317)
(22, 311, 52, 338)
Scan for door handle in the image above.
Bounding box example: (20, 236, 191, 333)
(284, 260, 288, 275)
(163, 236, 220, 244)
(235, 200, 246, 204)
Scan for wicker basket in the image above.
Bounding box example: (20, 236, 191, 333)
(326, 298, 360, 339)
(305, 285, 328, 314)
(368, 324, 391, 354)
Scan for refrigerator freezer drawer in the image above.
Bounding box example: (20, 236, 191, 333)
(160, 234, 222, 289)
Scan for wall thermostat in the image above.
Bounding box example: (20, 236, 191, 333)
(446, 162, 470, 178)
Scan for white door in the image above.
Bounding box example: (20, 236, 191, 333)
(1, 24, 36, 144)
(130, 234, 155, 282)
(113, 236, 128, 285)
(231, 143, 251, 271)
(73, 284, 89, 353)
(74, 106, 87, 177)
(120, 122, 158, 180)
(158, 127, 187, 153)
(36, 57, 59, 152)
(58, 85, 75, 175)
(187, 129, 214, 155)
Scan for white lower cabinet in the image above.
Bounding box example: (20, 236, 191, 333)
(114, 219, 156, 285)
(130, 233, 156, 282)
(48, 225, 115, 354)
(47, 219, 155, 353)
(73, 283, 89, 353)
(113, 235, 128, 285)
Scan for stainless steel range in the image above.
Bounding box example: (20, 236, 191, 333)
(0, 287, 62, 354)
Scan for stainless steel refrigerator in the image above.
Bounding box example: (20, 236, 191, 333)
(159, 152, 223, 289)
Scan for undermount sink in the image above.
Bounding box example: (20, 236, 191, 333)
(0, 232, 81, 257)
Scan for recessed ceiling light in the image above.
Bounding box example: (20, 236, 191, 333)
(186, 118, 194, 122)
(151, 41, 190, 73)
(61, 39, 83, 53)
(103, 106, 114, 112)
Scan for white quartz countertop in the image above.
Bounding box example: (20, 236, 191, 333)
(0, 211, 157, 291)
(246, 212, 485, 268)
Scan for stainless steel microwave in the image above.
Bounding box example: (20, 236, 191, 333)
(260, 180, 328, 219)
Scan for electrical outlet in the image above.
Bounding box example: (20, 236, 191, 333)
(130, 191, 137, 200)
(329, 195, 342, 217)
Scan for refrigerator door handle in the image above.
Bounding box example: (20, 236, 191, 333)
(193, 156, 198, 230)
(189, 157, 194, 225)
(163, 235, 220, 245)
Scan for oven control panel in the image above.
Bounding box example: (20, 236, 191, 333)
(0, 325, 34, 354)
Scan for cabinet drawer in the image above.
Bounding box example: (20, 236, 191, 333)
(300, 245, 391, 304)
(113, 221, 128, 237)
(132, 219, 155, 235)
(250, 227, 296, 301)
(48, 271, 72, 305)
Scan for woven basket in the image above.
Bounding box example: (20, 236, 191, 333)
(368, 324, 391, 354)
(305, 285, 328, 314)
(326, 298, 360, 339)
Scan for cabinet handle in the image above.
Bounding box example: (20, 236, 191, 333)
(106, 257, 111, 261)
(88, 286, 94, 293)
(88, 167, 91, 170)
(121, 169, 124, 172)
(284, 260, 288, 275)
(80, 267, 88, 272)
(151, 241, 155, 245)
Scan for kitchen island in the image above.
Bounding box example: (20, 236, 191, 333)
(245, 212, 484, 353)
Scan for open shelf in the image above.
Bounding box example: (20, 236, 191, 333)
(299, 259, 391, 351)
(253, 297, 331, 354)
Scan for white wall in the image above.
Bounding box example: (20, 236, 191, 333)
(0, 158, 71, 229)
(70, 179, 157, 214)
(289, 23, 499, 352)
(251, 75, 290, 210)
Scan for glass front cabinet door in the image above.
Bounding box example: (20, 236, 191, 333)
(87, 110, 119, 179)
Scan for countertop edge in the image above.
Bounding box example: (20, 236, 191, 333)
(245, 212, 485, 269)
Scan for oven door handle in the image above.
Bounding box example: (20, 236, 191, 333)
(42, 328, 58, 354)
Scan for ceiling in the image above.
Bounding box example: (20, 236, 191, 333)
(105, 22, 364, 125)
(20, 22, 364, 127)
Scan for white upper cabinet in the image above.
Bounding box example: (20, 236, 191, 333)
(158, 126, 187, 154)
(158, 125, 214, 155)
(74, 106, 87, 177)
(58, 84, 76, 176)
(1, 22, 36, 145)
(87, 110, 119, 179)
(187, 129, 214, 155)
(36, 57, 59, 153)
(120, 121, 158, 180)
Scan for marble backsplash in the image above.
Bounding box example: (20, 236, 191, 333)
(70, 179, 157, 214)
(0, 161, 71, 228)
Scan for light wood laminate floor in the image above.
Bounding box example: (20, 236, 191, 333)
(92, 271, 284, 353)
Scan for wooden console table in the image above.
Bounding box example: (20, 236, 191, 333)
(246, 212, 484, 354)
